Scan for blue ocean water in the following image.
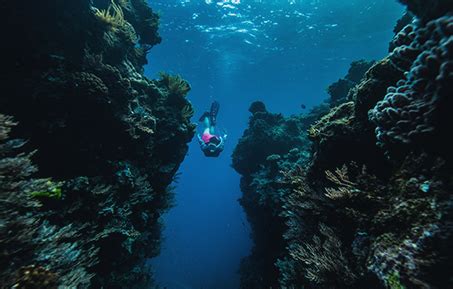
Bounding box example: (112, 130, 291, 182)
(145, 1, 405, 288)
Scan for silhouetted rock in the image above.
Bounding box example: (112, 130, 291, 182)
(249, 101, 268, 114)
(232, 105, 319, 289)
(0, 1, 194, 288)
(327, 60, 375, 107)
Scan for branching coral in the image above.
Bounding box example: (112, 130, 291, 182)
(123, 100, 156, 138)
(289, 223, 356, 285)
(277, 152, 447, 289)
(324, 165, 357, 200)
(280, 166, 312, 209)
(325, 165, 356, 187)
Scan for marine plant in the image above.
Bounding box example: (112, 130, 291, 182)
(386, 271, 406, 289)
(159, 72, 191, 97)
(181, 103, 195, 122)
(94, 0, 127, 30)
(30, 180, 63, 199)
(94, 0, 139, 44)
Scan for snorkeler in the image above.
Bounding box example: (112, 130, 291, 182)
(197, 101, 227, 157)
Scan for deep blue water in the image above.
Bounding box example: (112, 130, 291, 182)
(145, 1, 405, 288)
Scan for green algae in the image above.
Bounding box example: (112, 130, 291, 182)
(386, 271, 406, 289)
(30, 181, 62, 199)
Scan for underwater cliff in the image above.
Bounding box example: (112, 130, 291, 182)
(233, 1, 453, 288)
(1, 0, 194, 288)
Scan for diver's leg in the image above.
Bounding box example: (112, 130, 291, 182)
(210, 101, 219, 126)
(202, 116, 214, 137)
(203, 116, 211, 129)
(199, 111, 210, 122)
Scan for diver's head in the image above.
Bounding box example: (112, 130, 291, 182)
(208, 136, 221, 145)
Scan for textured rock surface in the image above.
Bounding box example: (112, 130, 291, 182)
(232, 103, 315, 289)
(327, 60, 375, 107)
(369, 15, 453, 156)
(0, 1, 194, 288)
(233, 1, 453, 289)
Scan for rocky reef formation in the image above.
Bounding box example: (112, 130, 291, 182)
(369, 13, 453, 158)
(327, 60, 375, 107)
(1, 1, 194, 288)
(232, 102, 313, 288)
(233, 1, 452, 288)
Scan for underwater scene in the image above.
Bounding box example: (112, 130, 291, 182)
(0, 0, 452, 288)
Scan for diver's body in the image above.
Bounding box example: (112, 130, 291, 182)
(198, 101, 226, 157)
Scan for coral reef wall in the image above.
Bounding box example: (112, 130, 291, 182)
(232, 1, 452, 288)
(232, 101, 314, 289)
(0, 0, 195, 288)
(327, 60, 375, 108)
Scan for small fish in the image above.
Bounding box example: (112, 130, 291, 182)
(301, 104, 306, 109)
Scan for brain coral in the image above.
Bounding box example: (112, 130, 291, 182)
(368, 15, 453, 150)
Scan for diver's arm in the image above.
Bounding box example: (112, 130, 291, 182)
(197, 134, 206, 150)
(197, 134, 203, 145)
(215, 136, 225, 150)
